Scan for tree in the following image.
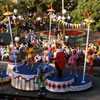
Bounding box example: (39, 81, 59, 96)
(0, 0, 15, 21)
(70, 0, 100, 31)
(18, 0, 56, 13)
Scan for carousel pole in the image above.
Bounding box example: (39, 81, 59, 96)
(47, 6, 55, 64)
(82, 17, 95, 83)
(3, 11, 18, 72)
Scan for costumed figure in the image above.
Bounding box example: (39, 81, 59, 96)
(26, 42, 34, 70)
(36, 64, 46, 97)
(68, 48, 78, 77)
(54, 45, 66, 78)
(87, 51, 94, 77)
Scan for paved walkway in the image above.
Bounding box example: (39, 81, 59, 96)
(0, 76, 100, 100)
(0, 61, 100, 100)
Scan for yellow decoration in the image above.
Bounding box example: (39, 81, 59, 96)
(8, 67, 12, 74)
(76, 24, 79, 28)
(72, 24, 74, 28)
(62, 21, 66, 26)
(17, 78, 19, 88)
(20, 77, 22, 89)
(29, 81, 31, 90)
(24, 79, 26, 90)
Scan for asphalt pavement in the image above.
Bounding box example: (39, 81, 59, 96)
(0, 62, 100, 100)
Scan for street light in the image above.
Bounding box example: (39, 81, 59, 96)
(13, 9, 21, 36)
(82, 17, 95, 83)
(62, 0, 67, 41)
(13, 9, 18, 14)
(67, 15, 71, 20)
(62, 0, 64, 15)
(3, 11, 18, 72)
(36, 16, 41, 21)
(62, 9, 67, 14)
(47, 7, 55, 64)
(62, 10, 70, 41)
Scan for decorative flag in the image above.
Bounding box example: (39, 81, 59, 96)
(83, 13, 90, 16)
(51, 13, 86, 29)
(2, 6, 8, 10)
(46, 4, 52, 8)
(76, 24, 79, 28)
(72, 24, 74, 28)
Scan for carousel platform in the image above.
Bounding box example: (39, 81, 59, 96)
(6, 61, 24, 77)
(46, 72, 92, 92)
(0, 69, 10, 83)
(0, 64, 100, 100)
(11, 62, 54, 91)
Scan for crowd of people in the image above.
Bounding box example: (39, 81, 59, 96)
(0, 12, 55, 33)
(0, 29, 100, 77)
(0, 10, 100, 78)
(0, 28, 100, 97)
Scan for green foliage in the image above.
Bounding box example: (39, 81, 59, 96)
(70, 0, 100, 31)
(18, 0, 56, 13)
(0, 0, 16, 20)
(18, 0, 35, 7)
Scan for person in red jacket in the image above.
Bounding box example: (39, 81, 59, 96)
(54, 44, 66, 78)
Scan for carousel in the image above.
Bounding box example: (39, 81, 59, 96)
(0, 10, 94, 95)
(45, 17, 95, 93)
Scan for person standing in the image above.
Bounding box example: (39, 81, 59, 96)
(87, 52, 94, 77)
(69, 49, 78, 77)
(54, 45, 66, 78)
(26, 42, 34, 70)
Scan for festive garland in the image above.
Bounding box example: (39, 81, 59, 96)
(51, 13, 86, 29)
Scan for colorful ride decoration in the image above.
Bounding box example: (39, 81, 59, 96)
(46, 73, 74, 92)
(11, 62, 54, 91)
(6, 62, 24, 77)
(45, 73, 92, 93)
(51, 13, 86, 29)
(11, 71, 39, 91)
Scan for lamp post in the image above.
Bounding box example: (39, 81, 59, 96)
(36, 16, 41, 21)
(47, 7, 55, 64)
(62, 0, 64, 16)
(62, 12, 70, 42)
(13, 9, 22, 36)
(36, 16, 42, 31)
(13, 9, 18, 36)
(62, 0, 68, 41)
(3, 11, 18, 72)
(82, 17, 95, 83)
